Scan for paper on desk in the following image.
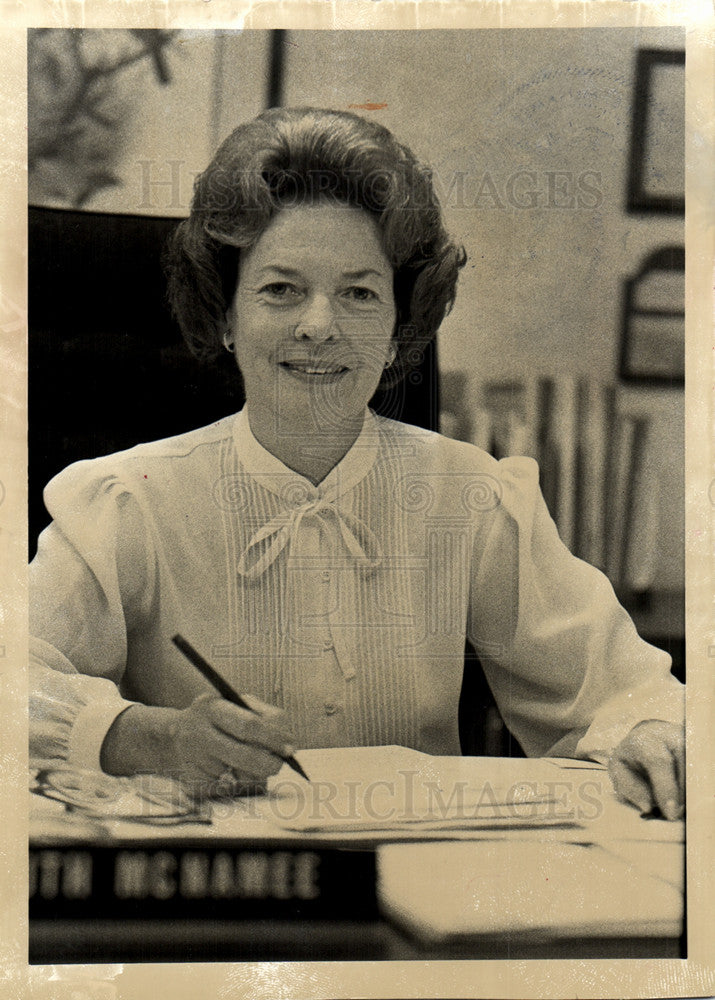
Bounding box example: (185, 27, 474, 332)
(265, 746, 587, 833)
(29, 748, 684, 849)
(377, 841, 683, 945)
(600, 839, 684, 892)
(587, 793, 684, 844)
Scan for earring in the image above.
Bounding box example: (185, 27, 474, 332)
(385, 345, 397, 368)
(222, 332, 234, 354)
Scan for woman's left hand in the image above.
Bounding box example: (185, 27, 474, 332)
(608, 719, 685, 820)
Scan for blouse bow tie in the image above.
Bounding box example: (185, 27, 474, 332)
(236, 493, 382, 581)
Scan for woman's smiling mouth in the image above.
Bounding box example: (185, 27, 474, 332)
(279, 359, 350, 379)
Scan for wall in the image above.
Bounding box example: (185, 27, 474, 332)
(281, 27, 685, 589)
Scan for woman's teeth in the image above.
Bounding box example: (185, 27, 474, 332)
(282, 362, 346, 374)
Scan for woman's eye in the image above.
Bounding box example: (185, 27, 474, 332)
(345, 286, 378, 303)
(261, 282, 301, 300)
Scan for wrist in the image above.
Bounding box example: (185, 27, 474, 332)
(100, 703, 182, 777)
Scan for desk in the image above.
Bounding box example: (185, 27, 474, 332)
(29, 748, 684, 962)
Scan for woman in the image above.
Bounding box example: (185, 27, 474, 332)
(30, 107, 684, 818)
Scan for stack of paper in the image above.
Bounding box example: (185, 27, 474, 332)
(265, 747, 587, 835)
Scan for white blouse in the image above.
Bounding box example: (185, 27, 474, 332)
(30, 408, 684, 772)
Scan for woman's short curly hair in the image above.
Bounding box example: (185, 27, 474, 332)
(164, 107, 466, 389)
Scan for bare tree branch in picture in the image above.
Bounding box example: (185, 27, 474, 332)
(28, 29, 177, 208)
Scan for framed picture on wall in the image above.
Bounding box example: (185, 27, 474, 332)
(626, 47, 685, 214)
(619, 245, 685, 385)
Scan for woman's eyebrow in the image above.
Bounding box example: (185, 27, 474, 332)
(341, 268, 389, 280)
(256, 265, 302, 278)
(256, 265, 389, 281)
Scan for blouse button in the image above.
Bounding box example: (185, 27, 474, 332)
(323, 640, 334, 651)
(324, 702, 338, 716)
(321, 570, 331, 582)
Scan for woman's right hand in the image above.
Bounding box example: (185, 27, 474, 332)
(166, 693, 296, 796)
(101, 693, 296, 798)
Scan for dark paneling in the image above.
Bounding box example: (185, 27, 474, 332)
(29, 207, 244, 554)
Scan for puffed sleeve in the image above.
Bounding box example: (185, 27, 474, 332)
(467, 455, 684, 760)
(29, 459, 155, 771)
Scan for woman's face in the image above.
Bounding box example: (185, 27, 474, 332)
(227, 201, 397, 444)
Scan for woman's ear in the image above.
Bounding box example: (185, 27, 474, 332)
(218, 246, 241, 350)
(221, 321, 235, 354)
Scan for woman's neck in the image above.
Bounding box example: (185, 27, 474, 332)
(246, 406, 364, 486)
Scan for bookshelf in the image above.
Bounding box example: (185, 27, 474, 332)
(441, 374, 676, 601)
(443, 375, 685, 756)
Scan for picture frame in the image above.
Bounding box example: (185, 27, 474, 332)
(619, 245, 685, 385)
(626, 47, 685, 215)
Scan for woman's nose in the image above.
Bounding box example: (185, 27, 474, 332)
(293, 295, 336, 342)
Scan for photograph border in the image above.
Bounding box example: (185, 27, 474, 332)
(2, 2, 714, 999)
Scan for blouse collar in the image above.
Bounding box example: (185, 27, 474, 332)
(231, 406, 380, 504)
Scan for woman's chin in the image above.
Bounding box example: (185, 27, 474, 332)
(275, 367, 369, 429)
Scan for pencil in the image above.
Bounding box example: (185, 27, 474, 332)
(171, 633, 310, 782)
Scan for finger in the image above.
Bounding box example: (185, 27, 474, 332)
(238, 693, 295, 740)
(177, 713, 286, 782)
(206, 700, 295, 758)
(163, 760, 222, 801)
(210, 774, 268, 800)
(190, 693, 292, 752)
(170, 720, 256, 784)
(208, 734, 287, 782)
(608, 757, 654, 814)
(175, 752, 223, 785)
(624, 722, 685, 819)
(228, 743, 286, 781)
(240, 692, 288, 721)
(643, 750, 682, 820)
(667, 730, 686, 802)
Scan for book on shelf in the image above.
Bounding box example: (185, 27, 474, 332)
(617, 415, 658, 593)
(574, 379, 614, 570)
(602, 413, 656, 593)
(534, 377, 560, 526)
(547, 377, 578, 552)
(605, 414, 638, 586)
(482, 381, 531, 460)
(463, 374, 656, 593)
(469, 405, 496, 454)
